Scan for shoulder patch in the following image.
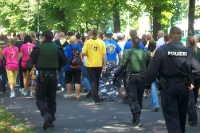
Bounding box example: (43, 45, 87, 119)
(168, 51, 187, 56)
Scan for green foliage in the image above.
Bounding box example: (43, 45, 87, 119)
(0, 107, 33, 133)
(0, 0, 190, 33)
(195, 5, 200, 19)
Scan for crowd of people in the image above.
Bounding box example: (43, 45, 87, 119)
(0, 27, 200, 132)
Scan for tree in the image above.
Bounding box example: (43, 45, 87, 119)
(140, 0, 181, 40)
(188, 0, 195, 36)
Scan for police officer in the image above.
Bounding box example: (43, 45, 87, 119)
(144, 26, 200, 133)
(113, 36, 151, 127)
(27, 30, 68, 130)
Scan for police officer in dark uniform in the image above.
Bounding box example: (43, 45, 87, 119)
(144, 26, 200, 133)
(27, 30, 68, 130)
(113, 36, 151, 127)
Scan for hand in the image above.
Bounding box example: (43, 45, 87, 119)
(102, 66, 106, 73)
(144, 89, 150, 97)
(188, 84, 194, 90)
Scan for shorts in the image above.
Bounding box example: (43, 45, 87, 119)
(65, 70, 81, 84)
(6, 70, 18, 85)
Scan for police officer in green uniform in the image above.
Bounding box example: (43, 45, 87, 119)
(113, 36, 151, 127)
(27, 30, 68, 130)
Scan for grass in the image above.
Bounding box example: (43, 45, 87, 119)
(0, 107, 33, 133)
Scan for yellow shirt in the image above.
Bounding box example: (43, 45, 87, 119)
(82, 38, 106, 67)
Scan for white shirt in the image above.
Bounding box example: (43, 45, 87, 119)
(117, 41, 126, 64)
(156, 38, 165, 49)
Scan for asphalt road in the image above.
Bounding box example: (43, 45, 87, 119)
(1, 88, 200, 133)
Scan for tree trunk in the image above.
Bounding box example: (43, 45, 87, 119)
(188, 0, 195, 36)
(153, 6, 161, 41)
(57, 8, 67, 34)
(113, 3, 120, 32)
(86, 21, 89, 32)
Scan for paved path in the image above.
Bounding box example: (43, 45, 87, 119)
(0, 88, 200, 133)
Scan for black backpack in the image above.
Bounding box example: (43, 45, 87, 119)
(69, 45, 83, 69)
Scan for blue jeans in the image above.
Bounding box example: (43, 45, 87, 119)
(56, 69, 65, 88)
(82, 66, 91, 91)
(149, 82, 160, 108)
(82, 78, 91, 91)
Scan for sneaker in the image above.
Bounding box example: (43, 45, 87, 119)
(23, 90, 28, 96)
(196, 104, 200, 109)
(61, 87, 65, 91)
(63, 94, 72, 99)
(92, 99, 100, 105)
(19, 88, 22, 92)
(30, 91, 35, 97)
(143, 93, 147, 98)
(15, 85, 19, 88)
(150, 107, 159, 112)
(10, 92, 15, 98)
(133, 119, 142, 128)
(21, 88, 25, 95)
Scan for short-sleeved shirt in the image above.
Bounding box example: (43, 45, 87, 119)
(82, 38, 106, 67)
(3, 46, 19, 71)
(123, 40, 144, 52)
(20, 43, 35, 68)
(104, 39, 121, 61)
(64, 44, 82, 71)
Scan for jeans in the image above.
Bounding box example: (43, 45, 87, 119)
(82, 66, 91, 91)
(149, 82, 160, 109)
(56, 68, 65, 88)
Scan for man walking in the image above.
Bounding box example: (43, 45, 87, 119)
(81, 29, 107, 105)
(27, 30, 68, 130)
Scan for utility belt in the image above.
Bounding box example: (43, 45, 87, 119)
(38, 71, 56, 82)
(165, 78, 185, 83)
(126, 72, 145, 80)
(165, 76, 192, 87)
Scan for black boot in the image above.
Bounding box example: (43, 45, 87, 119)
(49, 116, 56, 128)
(43, 113, 53, 130)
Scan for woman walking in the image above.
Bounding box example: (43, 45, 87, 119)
(3, 38, 19, 98)
(20, 35, 35, 96)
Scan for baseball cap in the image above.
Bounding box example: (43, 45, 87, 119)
(117, 32, 124, 39)
(106, 29, 113, 34)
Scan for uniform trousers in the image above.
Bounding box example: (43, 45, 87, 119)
(126, 75, 144, 117)
(36, 72, 57, 121)
(161, 80, 188, 133)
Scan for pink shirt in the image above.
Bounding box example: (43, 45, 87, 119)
(3, 46, 19, 71)
(20, 43, 35, 68)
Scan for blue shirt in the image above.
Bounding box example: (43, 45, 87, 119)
(104, 39, 122, 61)
(64, 44, 82, 71)
(77, 40, 84, 48)
(123, 40, 144, 52)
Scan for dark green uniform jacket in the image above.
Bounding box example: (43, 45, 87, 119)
(120, 48, 151, 73)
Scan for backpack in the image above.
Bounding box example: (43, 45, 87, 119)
(69, 45, 83, 69)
